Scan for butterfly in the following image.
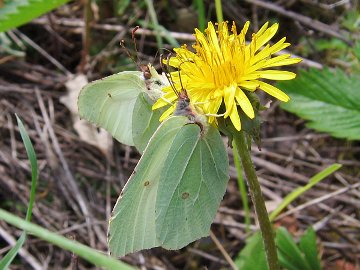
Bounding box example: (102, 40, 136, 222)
(107, 56, 230, 257)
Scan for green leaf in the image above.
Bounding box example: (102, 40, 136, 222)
(0, 0, 70, 33)
(0, 230, 26, 269)
(235, 232, 268, 270)
(276, 227, 311, 270)
(15, 115, 38, 222)
(0, 115, 38, 269)
(299, 227, 322, 270)
(279, 68, 360, 140)
(235, 227, 323, 270)
(108, 116, 229, 256)
(116, 0, 131, 15)
(354, 40, 360, 62)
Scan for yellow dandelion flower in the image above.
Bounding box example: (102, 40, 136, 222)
(153, 21, 302, 130)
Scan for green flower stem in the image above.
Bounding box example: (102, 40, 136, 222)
(144, 0, 163, 51)
(233, 132, 279, 270)
(214, 0, 224, 23)
(232, 142, 251, 233)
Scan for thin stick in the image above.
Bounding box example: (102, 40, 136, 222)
(244, 0, 350, 44)
(13, 29, 71, 75)
(144, 0, 163, 51)
(210, 231, 238, 270)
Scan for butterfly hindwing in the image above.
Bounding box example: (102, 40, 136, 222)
(132, 93, 165, 153)
(156, 123, 229, 249)
(108, 116, 229, 256)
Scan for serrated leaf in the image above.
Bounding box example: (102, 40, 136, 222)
(276, 227, 311, 270)
(279, 68, 360, 140)
(108, 116, 229, 256)
(299, 227, 322, 270)
(0, 0, 70, 33)
(235, 232, 268, 270)
(235, 227, 323, 270)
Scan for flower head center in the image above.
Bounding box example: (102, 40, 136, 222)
(152, 21, 302, 131)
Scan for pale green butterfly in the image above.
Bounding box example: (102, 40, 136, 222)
(78, 64, 167, 152)
(108, 86, 230, 256)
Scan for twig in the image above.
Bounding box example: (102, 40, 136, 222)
(244, 0, 351, 44)
(35, 89, 107, 247)
(318, 203, 360, 227)
(188, 248, 228, 265)
(33, 17, 195, 41)
(213, 217, 258, 231)
(251, 156, 308, 182)
(210, 231, 238, 270)
(12, 29, 71, 76)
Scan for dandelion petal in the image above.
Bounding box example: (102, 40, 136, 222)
(229, 104, 241, 131)
(223, 84, 237, 118)
(256, 81, 290, 102)
(257, 70, 297, 80)
(236, 88, 255, 119)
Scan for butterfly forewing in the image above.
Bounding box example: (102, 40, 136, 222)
(78, 71, 145, 146)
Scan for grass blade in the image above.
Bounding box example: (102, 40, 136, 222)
(269, 163, 342, 221)
(0, 115, 38, 269)
(16, 114, 38, 221)
(0, 209, 135, 270)
(144, 0, 163, 50)
(194, 0, 206, 31)
(215, 0, 223, 23)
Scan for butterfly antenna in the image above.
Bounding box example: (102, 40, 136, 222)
(159, 54, 172, 87)
(153, 49, 162, 65)
(166, 53, 181, 97)
(160, 53, 180, 97)
(120, 40, 137, 66)
(131, 26, 140, 63)
(177, 63, 185, 92)
(177, 59, 196, 95)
